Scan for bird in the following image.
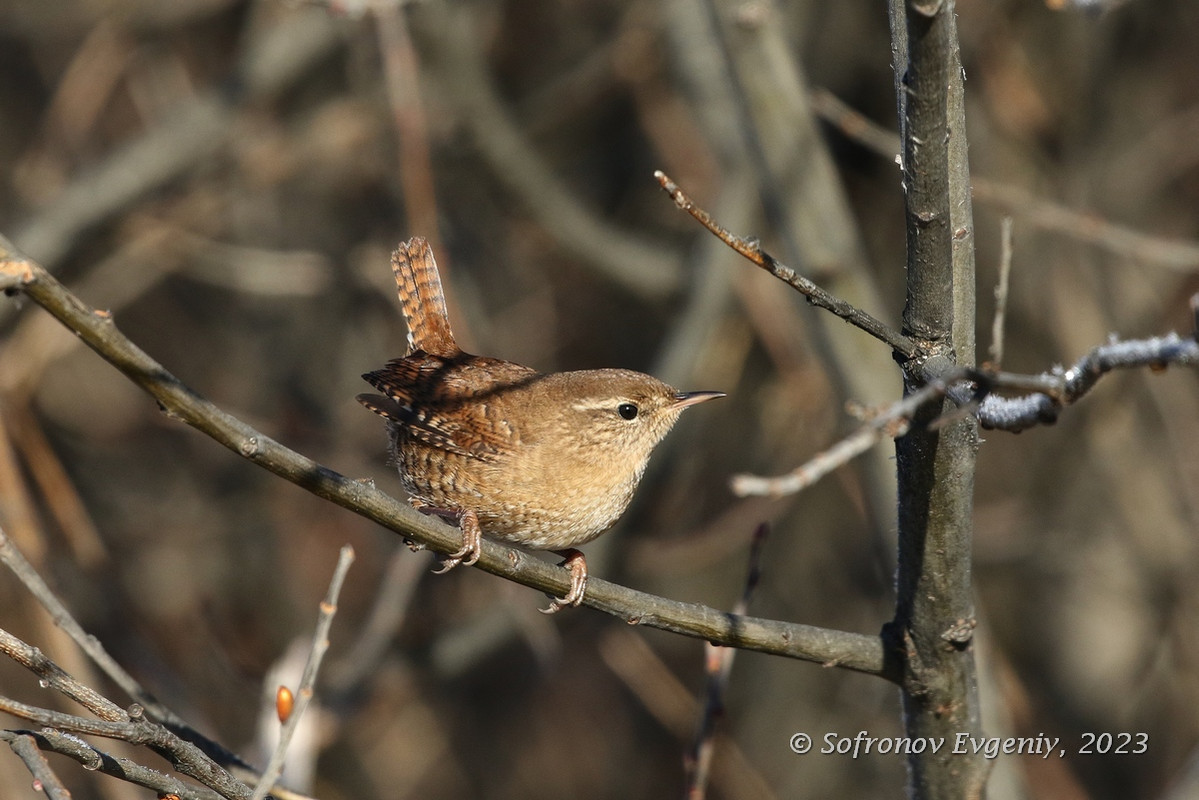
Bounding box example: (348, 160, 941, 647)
(358, 237, 723, 612)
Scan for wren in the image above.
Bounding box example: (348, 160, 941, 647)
(358, 238, 723, 612)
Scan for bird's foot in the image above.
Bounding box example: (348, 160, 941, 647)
(409, 500, 483, 573)
(431, 508, 482, 573)
(539, 549, 588, 614)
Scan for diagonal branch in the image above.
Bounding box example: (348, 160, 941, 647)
(730, 377, 961, 497)
(0, 729, 225, 800)
(654, 171, 920, 360)
(0, 505, 254, 774)
(3, 731, 71, 800)
(0, 236, 892, 680)
(0, 690, 252, 799)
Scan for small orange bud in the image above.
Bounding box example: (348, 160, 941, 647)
(276, 685, 294, 723)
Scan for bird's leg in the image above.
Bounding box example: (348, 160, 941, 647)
(539, 549, 588, 614)
(441, 508, 482, 569)
(408, 500, 582, 612)
(409, 500, 483, 572)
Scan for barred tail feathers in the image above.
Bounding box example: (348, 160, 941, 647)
(392, 237, 459, 357)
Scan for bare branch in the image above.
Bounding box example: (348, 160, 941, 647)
(0, 519, 253, 773)
(0, 627, 126, 721)
(654, 171, 920, 360)
(0, 689, 252, 799)
(3, 732, 71, 800)
(1, 729, 225, 800)
(0, 236, 891, 679)
(732, 313, 1199, 496)
(731, 379, 956, 497)
(251, 545, 354, 800)
(978, 331, 1199, 431)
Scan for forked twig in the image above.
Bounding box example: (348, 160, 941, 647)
(0, 675, 254, 799)
(658, 153, 1198, 495)
(1, 522, 321, 800)
(734, 315, 1199, 495)
(0, 728, 224, 800)
(977, 331, 1199, 431)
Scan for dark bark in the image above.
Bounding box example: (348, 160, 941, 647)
(890, 1, 988, 797)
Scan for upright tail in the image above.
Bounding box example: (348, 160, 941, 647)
(392, 237, 459, 357)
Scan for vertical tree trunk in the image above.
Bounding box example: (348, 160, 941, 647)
(890, 1, 987, 797)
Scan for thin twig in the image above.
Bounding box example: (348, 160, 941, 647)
(654, 170, 921, 360)
(0, 729, 225, 800)
(4, 732, 72, 800)
(0, 238, 891, 678)
(989, 217, 1013, 367)
(597, 629, 777, 800)
(0, 519, 252, 772)
(731, 379, 955, 497)
(251, 545, 354, 800)
(812, 87, 1199, 273)
(733, 317, 1199, 495)
(685, 523, 769, 800)
(0, 625, 127, 721)
(0, 692, 252, 799)
(327, 545, 424, 693)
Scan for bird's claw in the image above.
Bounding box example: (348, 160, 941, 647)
(539, 550, 588, 614)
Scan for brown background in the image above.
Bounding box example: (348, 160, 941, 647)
(1, 1, 1197, 798)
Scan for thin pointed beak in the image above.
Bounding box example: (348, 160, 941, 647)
(670, 390, 726, 410)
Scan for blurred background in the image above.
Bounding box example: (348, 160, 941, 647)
(1, 0, 1197, 797)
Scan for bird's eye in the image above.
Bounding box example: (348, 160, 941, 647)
(617, 403, 639, 420)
